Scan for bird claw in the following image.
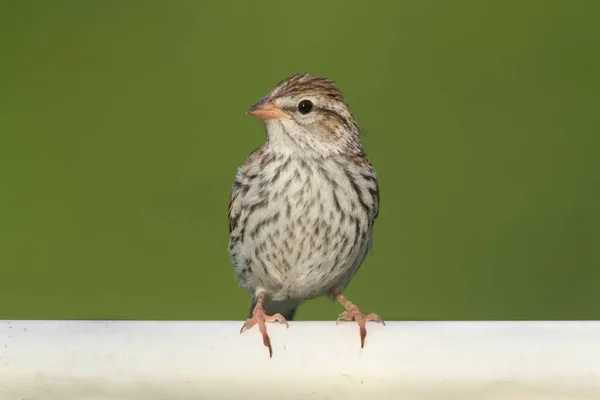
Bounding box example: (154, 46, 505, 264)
(240, 312, 289, 333)
(335, 311, 354, 325)
(335, 309, 385, 348)
(240, 309, 289, 358)
(365, 313, 386, 325)
(267, 313, 290, 327)
(336, 311, 385, 325)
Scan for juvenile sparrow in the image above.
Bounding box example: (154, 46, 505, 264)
(228, 73, 383, 357)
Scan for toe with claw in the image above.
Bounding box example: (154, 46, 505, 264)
(331, 289, 385, 348)
(240, 293, 289, 358)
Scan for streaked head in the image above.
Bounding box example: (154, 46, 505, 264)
(247, 73, 362, 153)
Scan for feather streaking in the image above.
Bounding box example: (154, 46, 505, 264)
(228, 73, 381, 354)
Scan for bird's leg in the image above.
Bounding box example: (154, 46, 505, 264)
(330, 288, 385, 348)
(240, 291, 289, 358)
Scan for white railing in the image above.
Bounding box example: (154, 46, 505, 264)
(1, 320, 599, 399)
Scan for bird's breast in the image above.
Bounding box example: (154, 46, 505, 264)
(231, 155, 375, 300)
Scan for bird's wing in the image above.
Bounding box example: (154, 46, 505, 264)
(365, 156, 380, 253)
(228, 175, 247, 235)
(227, 196, 238, 234)
(228, 146, 265, 234)
(372, 176, 380, 222)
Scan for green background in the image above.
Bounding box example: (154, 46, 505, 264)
(1, 1, 598, 321)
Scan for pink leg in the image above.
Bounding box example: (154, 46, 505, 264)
(331, 288, 385, 348)
(240, 292, 289, 357)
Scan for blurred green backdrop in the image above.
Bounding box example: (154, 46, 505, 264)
(1, 1, 598, 321)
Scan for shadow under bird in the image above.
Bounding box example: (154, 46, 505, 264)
(228, 73, 384, 357)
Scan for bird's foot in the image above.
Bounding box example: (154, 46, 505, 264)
(240, 305, 289, 358)
(335, 309, 385, 348)
(331, 289, 384, 348)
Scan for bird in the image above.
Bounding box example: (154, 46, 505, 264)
(228, 72, 383, 357)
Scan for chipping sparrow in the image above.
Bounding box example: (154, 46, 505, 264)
(228, 73, 383, 357)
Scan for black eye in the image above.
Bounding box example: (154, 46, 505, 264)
(298, 100, 313, 114)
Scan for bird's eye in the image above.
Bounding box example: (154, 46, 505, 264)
(297, 100, 313, 114)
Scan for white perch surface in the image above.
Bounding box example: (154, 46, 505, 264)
(1, 320, 599, 400)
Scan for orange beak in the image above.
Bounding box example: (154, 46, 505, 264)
(247, 98, 291, 120)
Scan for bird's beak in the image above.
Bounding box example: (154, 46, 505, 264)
(247, 97, 291, 120)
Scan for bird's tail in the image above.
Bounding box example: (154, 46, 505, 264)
(248, 297, 301, 321)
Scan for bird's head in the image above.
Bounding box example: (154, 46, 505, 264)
(247, 73, 362, 155)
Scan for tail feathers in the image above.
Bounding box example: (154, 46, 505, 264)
(248, 297, 301, 321)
